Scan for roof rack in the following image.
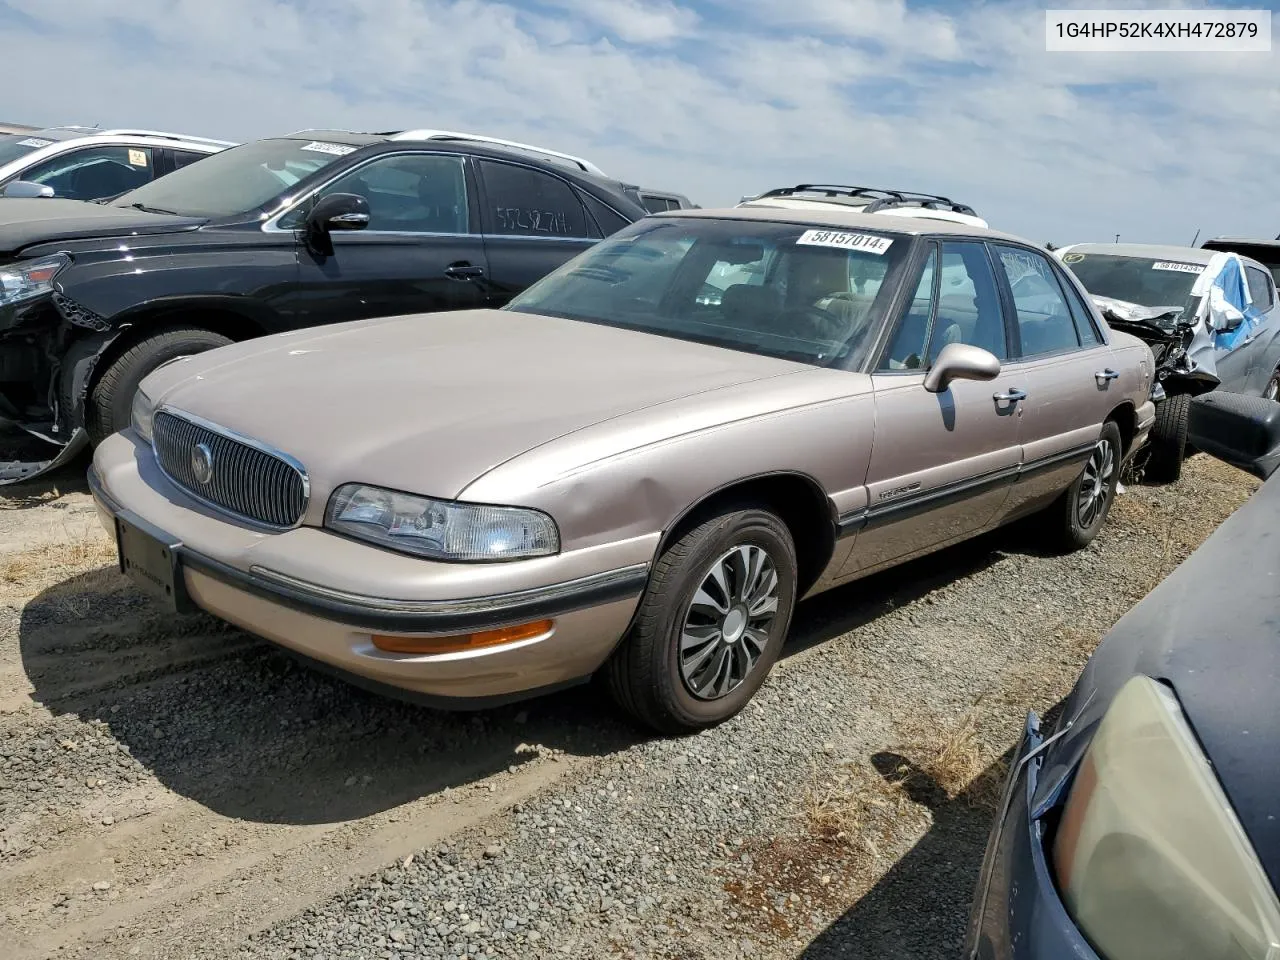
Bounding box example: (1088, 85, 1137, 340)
(92, 129, 238, 147)
(750, 184, 978, 217)
(386, 129, 606, 176)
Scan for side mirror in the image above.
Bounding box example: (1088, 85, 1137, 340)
(1208, 304, 1245, 333)
(303, 192, 369, 254)
(3, 180, 55, 199)
(923, 342, 1002, 393)
(1187, 392, 1280, 481)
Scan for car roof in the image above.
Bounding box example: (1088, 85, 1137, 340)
(659, 205, 1030, 244)
(21, 127, 235, 146)
(282, 128, 605, 175)
(1062, 242, 1220, 264)
(1203, 237, 1280, 252)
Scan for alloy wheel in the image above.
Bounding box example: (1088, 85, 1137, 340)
(1078, 437, 1116, 528)
(1264, 374, 1279, 402)
(678, 544, 780, 701)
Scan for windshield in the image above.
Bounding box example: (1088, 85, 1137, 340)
(506, 217, 909, 366)
(1063, 252, 1203, 319)
(108, 138, 356, 217)
(0, 133, 51, 167)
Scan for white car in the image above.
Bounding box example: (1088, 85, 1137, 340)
(738, 185, 989, 229)
(0, 127, 235, 202)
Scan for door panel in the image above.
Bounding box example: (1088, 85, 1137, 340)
(475, 158, 601, 306)
(843, 240, 1020, 575)
(290, 152, 489, 328)
(847, 374, 1022, 573)
(991, 244, 1115, 518)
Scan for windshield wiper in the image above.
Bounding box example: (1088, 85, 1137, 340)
(126, 201, 181, 216)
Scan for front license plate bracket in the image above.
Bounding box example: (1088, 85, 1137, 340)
(115, 516, 193, 614)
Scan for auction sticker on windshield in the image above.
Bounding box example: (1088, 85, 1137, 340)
(1152, 261, 1205, 274)
(797, 230, 893, 255)
(16, 137, 53, 148)
(299, 141, 356, 156)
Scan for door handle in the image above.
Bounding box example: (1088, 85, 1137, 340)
(1241, 335, 1257, 346)
(1095, 368, 1120, 383)
(444, 262, 485, 280)
(993, 388, 1027, 403)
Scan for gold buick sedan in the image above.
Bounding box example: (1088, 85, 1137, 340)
(90, 206, 1155, 733)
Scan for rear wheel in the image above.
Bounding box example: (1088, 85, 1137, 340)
(86, 327, 233, 443)
(1046, 421, 1122, 552)
(604, 505, 797, 734)
(1143, 392, 1191, 484)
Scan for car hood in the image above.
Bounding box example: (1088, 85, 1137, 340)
(145, 308, 808, 503)
(0, 198, 205, 254)
(1035, 471, 1280, 889)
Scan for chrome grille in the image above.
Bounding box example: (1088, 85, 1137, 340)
(152, 410, 307, 528)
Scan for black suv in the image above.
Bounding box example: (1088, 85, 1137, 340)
(0, 130, 647, 482)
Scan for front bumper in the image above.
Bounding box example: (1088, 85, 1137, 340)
(964, 712, 1100, 960)
(89, 432, 653, 706)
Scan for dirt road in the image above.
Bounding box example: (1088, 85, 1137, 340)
(0, 456, 1257, 959)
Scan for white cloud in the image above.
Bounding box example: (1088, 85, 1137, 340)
(1, 0, 1277, 244)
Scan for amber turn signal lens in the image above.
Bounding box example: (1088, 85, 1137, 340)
(371, 619, 553, 655)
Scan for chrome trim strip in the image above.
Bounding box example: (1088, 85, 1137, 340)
(152, 405, 311, 531)
(244, 562, 652, 616)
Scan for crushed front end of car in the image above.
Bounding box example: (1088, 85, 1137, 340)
(0, 254, 118, 483)
(1091, 295, 1220, 398)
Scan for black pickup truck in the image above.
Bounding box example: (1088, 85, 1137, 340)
(0, 130, 646, 482)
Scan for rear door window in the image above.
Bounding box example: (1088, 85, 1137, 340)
(479, 160, 592, 239)
(1245, 266, 1275, 311)
(993, 245, 1082, 357)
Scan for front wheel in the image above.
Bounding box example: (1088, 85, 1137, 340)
(86, 327, 233, 443)
(1046, 421, 1122, 552)
(604, 505, 797, 734)
(1143, 392, 1191, 484)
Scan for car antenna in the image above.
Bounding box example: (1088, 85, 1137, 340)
(1190, 228, 1201, 247)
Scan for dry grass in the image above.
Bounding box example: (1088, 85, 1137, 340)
(804, 708, 1006, 853)
(0, 536, 120, 593)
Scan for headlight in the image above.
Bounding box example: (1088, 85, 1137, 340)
(0, 254, 69, 307)
(1054, 675, 1280, 959)
(325, 483, 559, 561)
(130, 387, 155, 441)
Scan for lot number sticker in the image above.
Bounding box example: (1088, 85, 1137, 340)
(797, 229, 893, 255)
(1152, 261, 1204, 274)
(16, 137, 53, 148)
(300, 141, 355, 156)
(127, 149, 148, 167)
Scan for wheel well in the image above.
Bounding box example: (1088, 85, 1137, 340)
(90, 308, 264, 387)
(1106, 403, 1137, 455)
(658, 474, 837, 595)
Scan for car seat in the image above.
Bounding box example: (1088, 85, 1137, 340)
(720, 283, 784, 332)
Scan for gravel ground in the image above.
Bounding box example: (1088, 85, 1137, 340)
(0, 454, 1258, 960)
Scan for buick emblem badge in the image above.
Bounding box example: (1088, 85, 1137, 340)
(190, 442, 214, 485)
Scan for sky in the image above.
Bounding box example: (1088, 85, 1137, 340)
(1, 0, 1277, 246)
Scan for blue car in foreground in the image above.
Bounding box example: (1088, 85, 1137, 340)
(965, 390, 1280, 960)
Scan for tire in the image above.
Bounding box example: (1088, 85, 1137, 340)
(86, 327, 233, 443)
(1047, 420, 1123, 552)
(1143, 392, 1191, 484)
(604, 505, 798, 735)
